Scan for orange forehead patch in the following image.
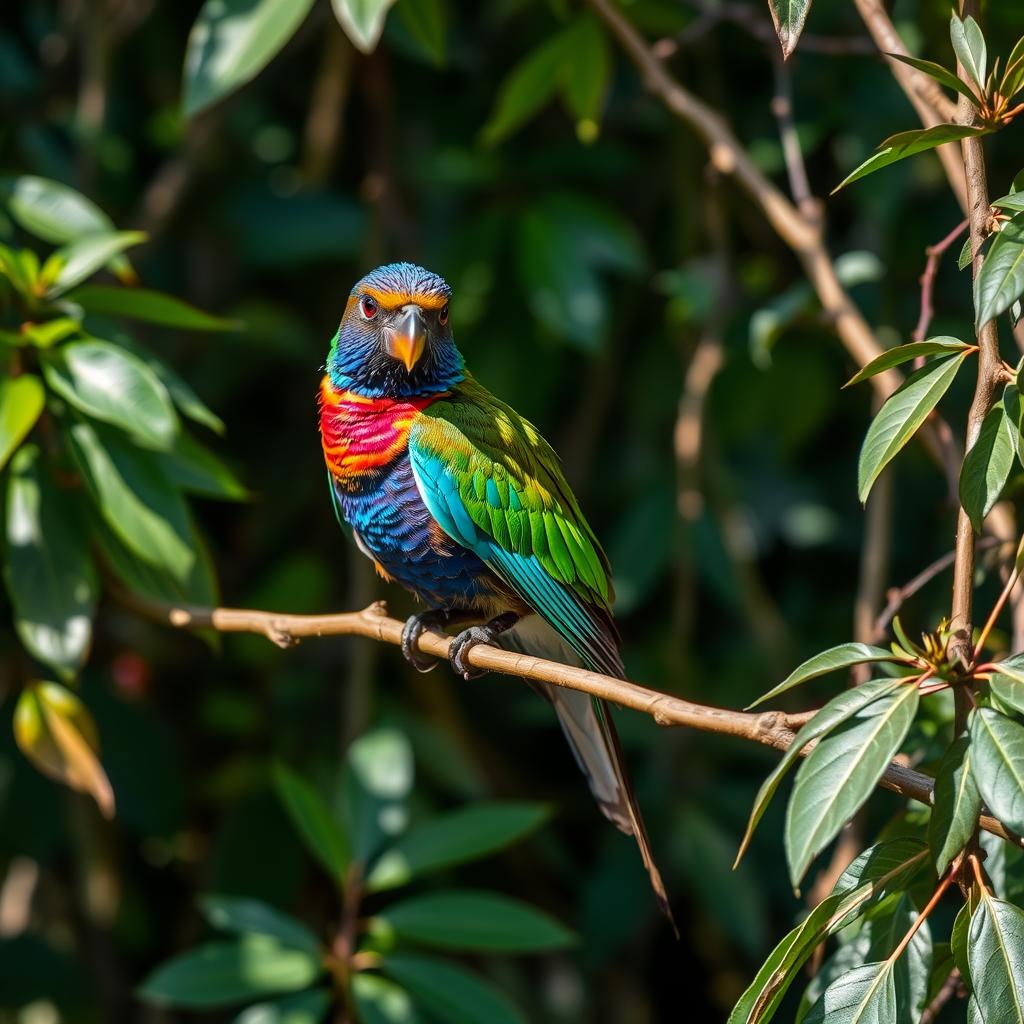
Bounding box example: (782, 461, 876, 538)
(359, 286, 448, 311)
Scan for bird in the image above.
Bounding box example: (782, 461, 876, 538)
(319, 262, 674, 928)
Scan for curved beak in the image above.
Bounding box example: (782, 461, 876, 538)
(387, 305, 427, 372)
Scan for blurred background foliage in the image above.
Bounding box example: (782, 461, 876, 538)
(2, 0, 1023, 1021)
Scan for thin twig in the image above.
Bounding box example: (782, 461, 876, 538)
(920, 967, 962, 1024)
(770, 47, 815, 218)
(913, 219, 969, 342)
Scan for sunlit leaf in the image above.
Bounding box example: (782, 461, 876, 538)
(975, 216, 1024, 326)
(950, 14, 987, 95)
(331, 0, 399, 53)
(842, 338, 970, 388)
(970, 706, 1024, 834)
(768, 0, 810, 59)
(230, 989, 332, 1024)
(201, 896, 322, 956)
(991, 669, 1024, 715)
(0, 374, 44, 471)
(928, 736, 981, 876)
(351, 974, 422, 1024)
(802, 962, 899, 1024)
(44, 231, 146, 297)
(887, 52, 981, 104)
(959, 399, 1015, 531)
(968, 892, 1024, 1023)
(345, 728, 414, 863)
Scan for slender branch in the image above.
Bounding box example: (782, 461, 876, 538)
(770, 47, 815, 218)
(118, 591, 1022, 848)
(913, 219, 969, 342)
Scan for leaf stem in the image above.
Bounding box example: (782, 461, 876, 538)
(889, 865, 958, 962)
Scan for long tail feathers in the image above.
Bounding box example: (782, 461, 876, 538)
(501, 616, 678, 935)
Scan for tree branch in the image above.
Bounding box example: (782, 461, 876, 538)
(118, 591, 1022, 849)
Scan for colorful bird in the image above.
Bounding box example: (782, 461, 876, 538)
(319, 262, 673, 927)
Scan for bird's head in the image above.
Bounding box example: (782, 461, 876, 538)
(326, 262, 463, 398)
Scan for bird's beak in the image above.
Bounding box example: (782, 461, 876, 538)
(388, 306, 427, 372)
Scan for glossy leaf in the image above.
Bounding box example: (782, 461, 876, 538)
(928, 736, 981, 876)
(950, 14, 987, 95)
(803, 962, 898, 1024)
(857, 353, 966, 502)
(0, 374, 45, 471)
(5, 445, 98, 678)
(747, 643, 897, 709)
(44, 231, 146, 297)
(960, 399, 1015, 531)
(351, 975, 422, 1024)
(381, 954, 525, 1024)
(345, 728, 414, 863)
(331, 0, 398, 54)
(786, 685, 920, 887)
(833, 124, 989, 193)
(376, 890, 574, 952)
(970, 706, 1024, 834)
(201, 896, 322, 956)
(395, 0, 445, 66)
(43, 339, 179, 450)
(231, 989, 332, 1024)
(992, 193, 1024, 214)
(975, 216, 1024, 326)
(183, 0, 317, 116)
(68, 285, 239, 331)
(843, 338, 969, 388)
(968, 893, 1024, 1023)
(272, 763, 350, 884)
(366, 802, 549, 892)
(991, 670, 1024, 715)
(138, 936, 321, 1008)
(14, 681, 114, 818)
(736, 678, 907, 865)
(887, 53, 981, 104)
(67, 419, 195, 582)
(768, 0, 811, 60)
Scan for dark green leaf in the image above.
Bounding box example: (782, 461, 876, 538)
(736, 678, 907, 864)
(395, 0, 445, 66)
(928, 736, 981, 876)
(184, 0, 317, 116)
(231, 989, 332, 1024)
(970, 706, 1024, 834)
(5, 445, 98, 678)
(968, 893, 1024, 1023)
(366, 802, 549, 892)
(201, 896, 322, 956)
(160, 432, 248, 501)
(834, 124, 989, 193)
(345, 728, 414, 863)
(376, 890, 573, 952)
(561, 15, 609, 140)
(959, 234, 975, 270)
(768, 0, 811, 59)
(786, 685, 920, 887)
(45, 231, 146, 297)
(843, 338, 970, 388)
(142, 352, 225, 435)
(747, 643, 898, 709)
(271, 763, 350, 885)
(351, 975, 422, 1024)
(803, 962, 898, 1024)
(68, 285, 239, 331)
(43, 339, 179, 450)
(0, 374, 45, 471)
(951, 900, 973, 985)
(950, 14, 987, 95)
(138, 937, 321, 1009)
(857, 354, 967, 502)
(975, 216, 1024, 326)
(959, 399, 1015, 531)
(381, 954, 525, 1024)
(331, 0, 398, 54)
(887, 53, 981, 104)
(1005, 384, 1024, 466)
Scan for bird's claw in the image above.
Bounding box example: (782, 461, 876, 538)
(449, 612, 520, 681)
(401, 612, 443, 673)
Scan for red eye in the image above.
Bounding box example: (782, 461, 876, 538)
(360, 295, 379, 319)
(439, 303, 449, 326)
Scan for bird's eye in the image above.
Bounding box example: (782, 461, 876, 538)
(360, 295, 379, 319)
(439, 303, 449, 326)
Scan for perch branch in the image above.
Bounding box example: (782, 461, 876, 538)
(119, 592, 1021, 848)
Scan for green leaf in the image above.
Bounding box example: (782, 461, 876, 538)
(747, 643, 898, 709)
(952, 900, 974, 985)
(560, 15, 610, 141)
(975, 216, 1024, 326)
(842, 338, 970, 388)
(1005, 384, 1024, 466)
(727, 840, 928, 1024)
(991, 670, 1024, 715)
(68, 285, 239, 331)
(887, 53, 981, 104)
(833, 124, 989, 193)
(786, 685, 920, 887)
(183, 0, 317, 116)
(22, 318, 80, 348)
(0, 374, 45, 471)
(44, 231, 146, 297)
(376, 890, 574, 952)
(381, 954, 525, 1024)
(160, 432, 248, 501)
(951, 14, 987, 95)
(366, 802, 549, 892)
(736, 678, 907, 865)
(481, 33, 570, 146)
(959, 399, 1015, 531)
(351, 975, 422, 1024)
(143, 351, 226, 435)
(231, 989, 333, 1024)
(959, 233, 975, 270)
(271, 763, 350, 884)
(43, 339, 179, 450)
(768, 0, 811, 59)
(138, 936, 321, 1009)
(1002, 36, 1024, 100)
(5, 445, 98, 678)
(200, 896, 322, 956)
(970, 706, 1024, 834)
(992, 193, 1024, 213)
(968, 893, 1024, 1023)
(345, 728, 414, 863)
(395, 0, 445, 66)
(331, 0, 399, 54)
(857, 353, 967, 502)
(67, 419, 195, 583)
(803, 962, 898, 1024)
(928, 736, 981, 877)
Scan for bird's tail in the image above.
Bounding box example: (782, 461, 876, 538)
(500, 615, 677, 935)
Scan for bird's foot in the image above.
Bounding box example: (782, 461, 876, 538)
(401, 610, 450, 673)
(449, 612, 520, 681)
